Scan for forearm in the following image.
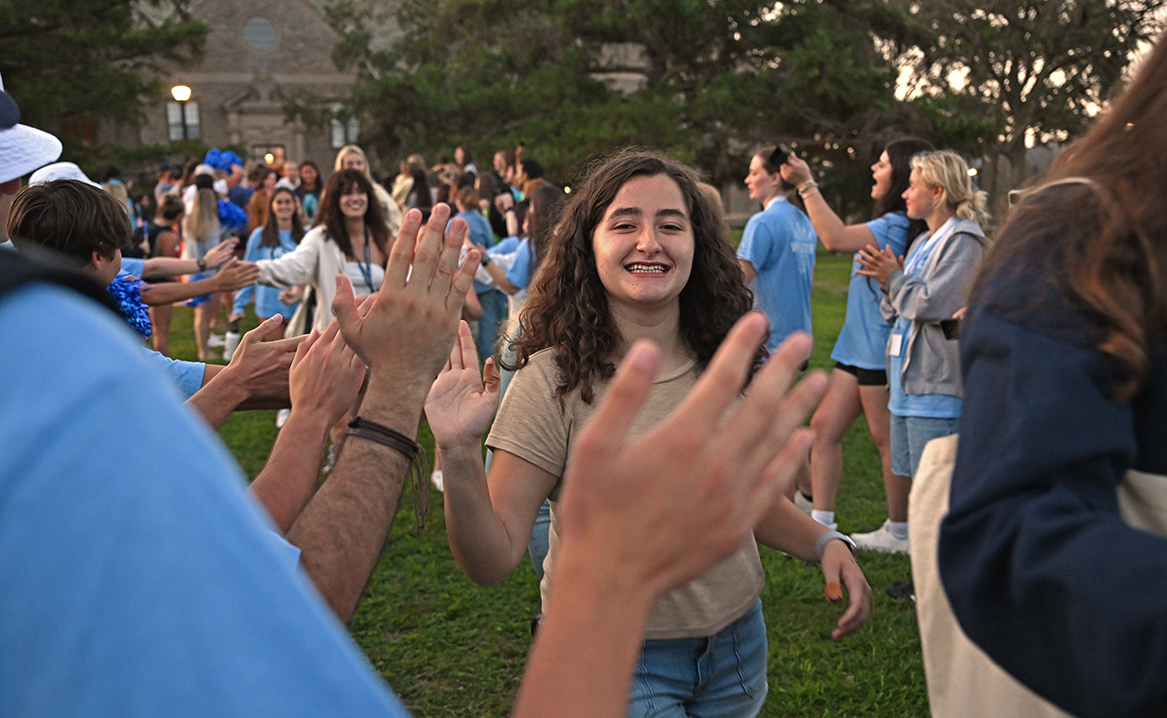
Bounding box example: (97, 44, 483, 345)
(186, 365, 249, 430)
(140, 256, 200, 279)
(249, 411, 332, 533)
(139, 277, 220, 306)
(753, 494, 828, 561)
(440, 441, 526, 585)
(285, 372, 421, 623)
(484, 262, 520, 295)
(801, 190, 873, 253)
(513, 544, 656, 718)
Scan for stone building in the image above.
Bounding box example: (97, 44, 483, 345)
(140, 0, 360, 170)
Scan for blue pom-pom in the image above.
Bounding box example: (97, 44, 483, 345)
(107, 275, 153, 338)
(204, 148, 243, 172)
(218, 198, 248, 229)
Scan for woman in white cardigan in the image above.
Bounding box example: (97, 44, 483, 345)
(255, 169, 391, 334)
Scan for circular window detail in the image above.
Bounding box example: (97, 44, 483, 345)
(243, 17, 277, 51)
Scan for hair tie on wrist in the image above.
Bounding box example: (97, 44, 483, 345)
(346, 416, 429, 533)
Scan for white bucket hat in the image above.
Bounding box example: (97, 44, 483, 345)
(0, 87, 62, 185)
(28, 161, 99, 186)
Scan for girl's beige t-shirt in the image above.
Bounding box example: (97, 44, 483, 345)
(487, 348, 765, 640)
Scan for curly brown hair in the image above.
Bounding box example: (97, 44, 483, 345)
(508, 148, 760, 404)
(315, 169, 389, 261)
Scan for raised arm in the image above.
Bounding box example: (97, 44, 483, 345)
(782, 156, 876, 253)
(285, 205, 480, 623)
(248, 319, 365, 533)
(426, 321, 558, 585)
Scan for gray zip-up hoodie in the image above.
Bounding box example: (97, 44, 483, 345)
(880, 217, 988, 399)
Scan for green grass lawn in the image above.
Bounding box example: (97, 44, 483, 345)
(170, 248, 927, 717)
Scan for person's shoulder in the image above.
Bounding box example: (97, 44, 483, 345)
(869, 211, 910, 232)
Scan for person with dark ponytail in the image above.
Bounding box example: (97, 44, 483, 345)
(781, 138, 934, 549)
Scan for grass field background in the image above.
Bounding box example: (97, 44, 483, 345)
(167, 247, 928, 717)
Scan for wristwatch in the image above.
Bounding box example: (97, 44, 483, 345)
(815, 530, 857, 562)
(196, 257, 207, 272)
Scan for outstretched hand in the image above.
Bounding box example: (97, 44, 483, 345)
(555, 312, 829, 600)
(203, 237, 239, 269)
(221, 314, 304, 400)
(213, 257, 260, 292)
(288, 319, 366, 431)
(425, 320, 500, 450)
(332, 204, 480, 403)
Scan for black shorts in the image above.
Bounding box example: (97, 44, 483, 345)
(835, 362, 888, 387)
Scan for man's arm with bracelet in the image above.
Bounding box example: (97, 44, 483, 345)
(286, 204, 479, 623)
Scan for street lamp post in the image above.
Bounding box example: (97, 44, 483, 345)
(171, 85, 191, 141)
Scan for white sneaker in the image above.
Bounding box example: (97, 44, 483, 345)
(431, 470, 444, 493)
(850, 520, 910, 554)
(275, 408, 290, 428)
(793, 491, 813, 515)
(207, 333, 226, 348)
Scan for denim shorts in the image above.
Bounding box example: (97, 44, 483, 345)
(629, 599, 768, 718)
(890, 414, 959, 478)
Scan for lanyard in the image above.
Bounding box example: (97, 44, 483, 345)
(354, 227, 375, 293)
(903, 217, 957, 277)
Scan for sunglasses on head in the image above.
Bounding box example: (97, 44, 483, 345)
(769, 144, 791, 167)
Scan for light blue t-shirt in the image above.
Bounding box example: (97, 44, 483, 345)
(115, 258, 206, 399)
(737, 197, 817, 351)
(506, 237, 533, 291)
(451, 210, 496, 294)
(888, 220, 962, 419)
(830, 212, 911, 370)
(233, 228, 301, 320)
(119, 256, 145, 279)
(0, 284, 410, 717)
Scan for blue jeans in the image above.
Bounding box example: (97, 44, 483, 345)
(629, 600, 768, 718)
(527, 501, 551, 579)
(890, 414, 960, 478)
(476, 289, 508, 360)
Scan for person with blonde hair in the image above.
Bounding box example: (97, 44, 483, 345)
(183, 173, 225, 360)
(332, 144, 402, 237)
(855, 150, 988, 502)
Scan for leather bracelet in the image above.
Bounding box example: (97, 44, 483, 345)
(815, 530, 856, 562)
(346, 416, 430, 533)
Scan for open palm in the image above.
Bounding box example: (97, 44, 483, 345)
(426, 320, 501, 448)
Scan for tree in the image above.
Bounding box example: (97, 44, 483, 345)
(0, 0, 206, 141)
(325, 0, 925, 191)
(892, 0, 1165, 199)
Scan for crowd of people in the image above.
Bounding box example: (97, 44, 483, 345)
(4, 27, 1167, 718)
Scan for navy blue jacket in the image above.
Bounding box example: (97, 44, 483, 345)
(940, 259, 1167, 718)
